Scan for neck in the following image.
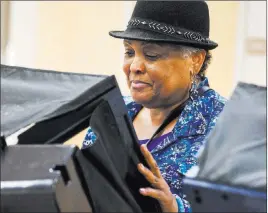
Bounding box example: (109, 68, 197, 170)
(145, 94, 189, 127)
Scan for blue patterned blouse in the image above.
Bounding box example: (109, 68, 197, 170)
(82, 78, 226, 212)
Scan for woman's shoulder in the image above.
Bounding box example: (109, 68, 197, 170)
(207, 89, 227, 104)
(174, 89, 226, 137)
(196, 89, 227, 132)
(199, 89, 227, 113)
(196, 78, 226, 110)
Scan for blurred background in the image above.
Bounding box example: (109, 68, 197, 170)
(1, 1, 266, 97)
(1, 1, 266, 146)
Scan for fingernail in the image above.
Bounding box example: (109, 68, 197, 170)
(139, 188, 146, 194)
(139, 163, 144, 169)
(141, 144, 146, 151)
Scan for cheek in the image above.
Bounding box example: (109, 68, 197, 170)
(122, 62, 130, 78)
(170, 61, 191, 84)
(161, 62, 191, 93)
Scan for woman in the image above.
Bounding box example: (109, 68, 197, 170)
(83, 1, 225, 212)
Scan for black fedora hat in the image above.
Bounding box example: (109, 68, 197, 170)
(109, 1, 218, 50)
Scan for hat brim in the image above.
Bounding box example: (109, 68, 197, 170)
(109, 28, 218, 50)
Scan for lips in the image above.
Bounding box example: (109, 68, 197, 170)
(131, 80, 150, 85)
(130, 80, 151, 89)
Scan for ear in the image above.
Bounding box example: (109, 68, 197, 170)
(191, 50, 206, 75)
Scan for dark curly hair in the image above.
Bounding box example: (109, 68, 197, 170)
(198, 50, 212, 79)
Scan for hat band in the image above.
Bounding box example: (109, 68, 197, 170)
(127, 17, 212, 44)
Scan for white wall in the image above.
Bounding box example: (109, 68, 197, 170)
(234, 1, 266, 87)
(1, 1, 39, 66)
(1, 1, 9, 59)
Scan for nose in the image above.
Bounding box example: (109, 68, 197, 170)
(130, 56, 146, 74)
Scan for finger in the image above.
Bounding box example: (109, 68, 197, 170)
(138, 163, 161, 187)
(139, 187, 165, 200)
(140, 144, 161, 178)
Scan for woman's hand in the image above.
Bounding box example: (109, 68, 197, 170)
(138, 144, 178, 212)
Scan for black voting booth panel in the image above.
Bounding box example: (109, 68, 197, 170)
(1, 64, 120, 145)
(1, 64, 106, 139)
(0, 65, 161, 213)
(1, 144, 92, 212)
(183, 178, 267, 212)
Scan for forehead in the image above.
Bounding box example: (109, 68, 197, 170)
(123, 40, 176, 49)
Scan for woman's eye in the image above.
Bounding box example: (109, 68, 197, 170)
(124, 50, 134, 57)
(145, 53, 159, 60)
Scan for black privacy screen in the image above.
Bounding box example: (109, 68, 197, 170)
(0, 64, 161, 212)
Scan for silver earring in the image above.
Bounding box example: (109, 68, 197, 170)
(189, 75, 198, 100)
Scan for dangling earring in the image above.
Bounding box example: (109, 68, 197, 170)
(189, 71, 198, 100)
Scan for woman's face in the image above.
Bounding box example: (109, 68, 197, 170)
(123, 40, 205, 108)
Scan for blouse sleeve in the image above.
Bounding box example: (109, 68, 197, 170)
(82, 126, 97, 149)
(174, 194, 192, 212)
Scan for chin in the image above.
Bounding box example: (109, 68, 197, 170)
(131, 91, 152, 104)
(131, 93, 157, 109)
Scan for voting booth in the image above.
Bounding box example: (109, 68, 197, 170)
(1, 65, 266, 212)
(183, 81, 267, 212)
(183, 178, 266, 212)
(0, 64, 161, 212)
